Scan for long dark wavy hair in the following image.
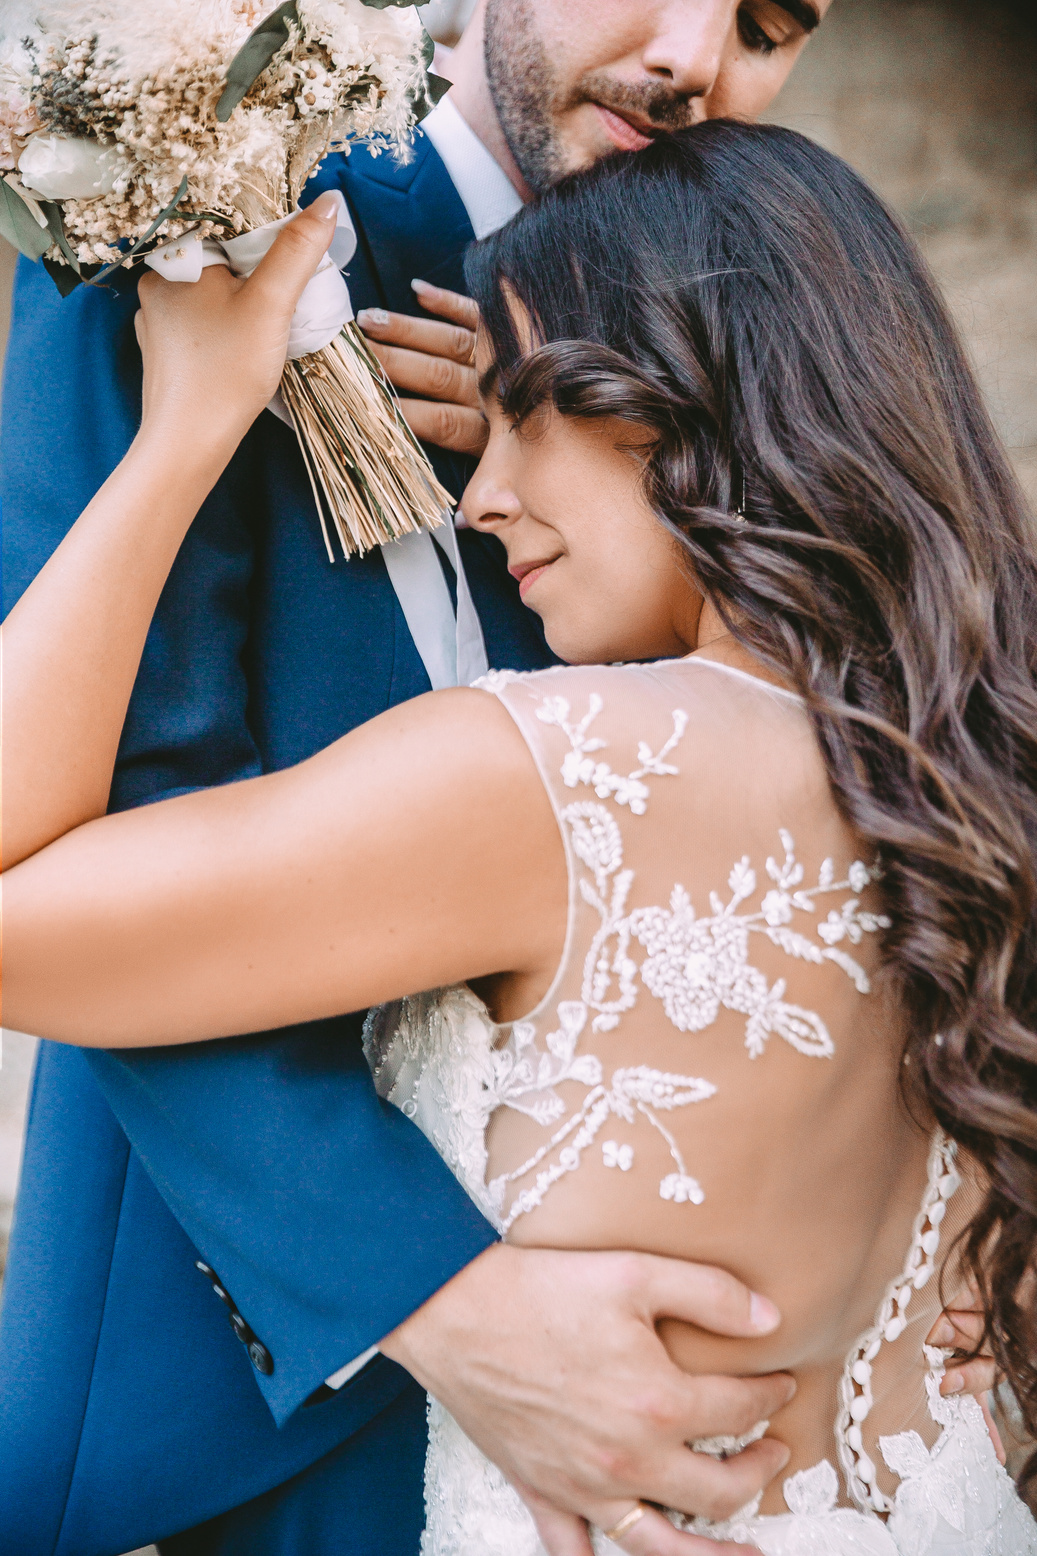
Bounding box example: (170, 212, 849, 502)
(466, 121, 1037, 1484)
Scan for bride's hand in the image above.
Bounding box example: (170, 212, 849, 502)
(133, 191, 340, 449)
(927, 1292, 1005, 1465)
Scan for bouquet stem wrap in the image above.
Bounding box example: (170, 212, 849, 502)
(146, 191, 451, 559)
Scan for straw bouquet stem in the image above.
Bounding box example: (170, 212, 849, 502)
(280, 320, 452, 559)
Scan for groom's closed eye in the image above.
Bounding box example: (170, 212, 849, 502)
(738, 0, 820, 56)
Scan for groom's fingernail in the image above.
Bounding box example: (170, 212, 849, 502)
(750, 1293, 781, 1332)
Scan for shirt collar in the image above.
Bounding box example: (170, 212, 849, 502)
(420, 94, 524, 241)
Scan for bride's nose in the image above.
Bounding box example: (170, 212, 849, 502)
(461, 457, 524, 535)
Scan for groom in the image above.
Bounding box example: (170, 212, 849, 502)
(0, 3, 830, 1554)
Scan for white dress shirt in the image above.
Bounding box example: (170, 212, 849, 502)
(420, 94, 524, 240)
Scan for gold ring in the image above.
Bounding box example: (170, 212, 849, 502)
(603, 1504, 648, 1541)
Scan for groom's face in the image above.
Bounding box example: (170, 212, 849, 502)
(484, 0, 832, 194)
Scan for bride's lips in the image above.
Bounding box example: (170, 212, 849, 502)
(593, 104, 656, 153)
(509, 558, 559, 600)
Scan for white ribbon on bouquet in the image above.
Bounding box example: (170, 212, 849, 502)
(145, 193, 488, 691)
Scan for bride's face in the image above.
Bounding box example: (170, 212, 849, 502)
(462, 379, 704, 665)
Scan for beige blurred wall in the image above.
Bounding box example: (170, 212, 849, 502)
(764, 0, 1037, 503)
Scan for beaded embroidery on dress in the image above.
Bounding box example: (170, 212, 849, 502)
(362, 659, 1037, 1556)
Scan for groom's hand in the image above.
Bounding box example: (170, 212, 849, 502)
(379, 1245, 794, 1542)
(358, 281, 487, 457)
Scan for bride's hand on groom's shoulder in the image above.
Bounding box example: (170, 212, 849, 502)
(134, 192, 341, 450)
(379, 1244, 793, 1554)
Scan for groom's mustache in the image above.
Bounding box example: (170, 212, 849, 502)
(574, 72, 702, 135)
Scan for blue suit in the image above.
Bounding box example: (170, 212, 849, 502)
(0, 132, 552, 1555)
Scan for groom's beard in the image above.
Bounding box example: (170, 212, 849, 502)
(484, 0, 701, 196)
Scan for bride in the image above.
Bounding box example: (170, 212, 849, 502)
(4, 121, 1036, 1556)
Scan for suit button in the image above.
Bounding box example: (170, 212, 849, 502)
(248, 1340, 274, 1375)
(194, 1259, 273, 1373)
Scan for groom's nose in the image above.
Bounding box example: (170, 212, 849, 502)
(640, 0, 733, 100)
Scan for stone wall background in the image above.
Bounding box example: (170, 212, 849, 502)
(763, 0, 1037, 503)
(0, 1032, 35, 1276)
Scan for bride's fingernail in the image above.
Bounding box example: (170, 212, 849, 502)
(310, 192, 339, 221)
(930, 1318, 956, 1346)
(943, 1371, 965, 1395)
(357, 308, 390, 329)
(750, 1293, 780, 1332)
(411, 277, 434, 295)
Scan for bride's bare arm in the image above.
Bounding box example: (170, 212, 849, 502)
(0, 190, 565, 1047)
(2, 685, 566, 1045)
(1, 196, 339, 873)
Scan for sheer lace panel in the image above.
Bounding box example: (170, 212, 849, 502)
(469, 661, 888, 1233)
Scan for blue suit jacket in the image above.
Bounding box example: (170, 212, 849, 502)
(0, 133, 552, 1555)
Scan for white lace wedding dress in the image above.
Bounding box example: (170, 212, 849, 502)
(363, 658, 1037, 1556)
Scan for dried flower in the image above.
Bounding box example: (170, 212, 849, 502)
(0, 35, 40, 171)
(8, 0, 428, 262)
(1, 0, 447, 559)
(18, 130, 121, 199)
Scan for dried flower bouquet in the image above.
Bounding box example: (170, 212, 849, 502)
(0, 0, 454, 557)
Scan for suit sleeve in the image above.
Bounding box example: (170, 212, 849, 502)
(2, 254, 498, 1426)
(1, 256, 262, 799)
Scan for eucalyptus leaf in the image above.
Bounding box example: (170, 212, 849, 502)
(427, 72, 452, 106)
(409, 25, 450, 124)
(217, 0, 298, 122)
(0, 178, 52, 261)
(42, 255, 84, 297)
(87, 175, 189, 284)
(412, 72, 451, 125)
(42, 200, 81, 272)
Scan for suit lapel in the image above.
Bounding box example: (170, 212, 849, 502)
(310, 130, 475, 316)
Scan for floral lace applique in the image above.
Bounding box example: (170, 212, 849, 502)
(880, 1392, 968, 1547)
(489, 1059, 716, 1233)
(536, 693, 688, 815)
(630, 830, 890, 1060)
(369, 673, 1037, 1555)
(481, 693, 891, 1229)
